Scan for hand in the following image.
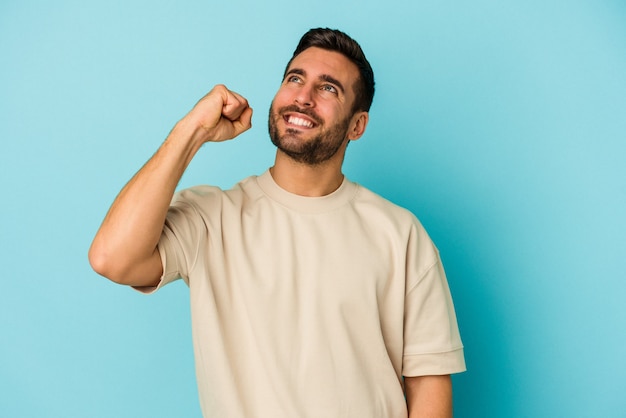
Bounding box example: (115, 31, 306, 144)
(183, 84, 253, 144)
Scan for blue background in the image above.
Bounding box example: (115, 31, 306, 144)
(1, 1, 625, 417)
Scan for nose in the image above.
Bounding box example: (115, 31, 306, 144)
(294, 85, 314, 108)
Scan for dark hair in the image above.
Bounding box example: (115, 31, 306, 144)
(284, 28, 375, 113)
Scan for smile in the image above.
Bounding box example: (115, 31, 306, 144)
(285, 115, 316, 128)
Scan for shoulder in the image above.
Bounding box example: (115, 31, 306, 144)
(351, 182, 439, 255)
(351, 183, 421, 227)
(174, 184, 224, 201)
(172, 174, 261, 207)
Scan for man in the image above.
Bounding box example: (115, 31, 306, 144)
(89, 28, 465, 417)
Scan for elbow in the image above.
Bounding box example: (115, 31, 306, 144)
(88, 243, 129, 285)
(88, 241, 162, 287)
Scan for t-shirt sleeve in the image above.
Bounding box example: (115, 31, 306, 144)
(133, 195, 205, 294)
(402, 224, 466, 376)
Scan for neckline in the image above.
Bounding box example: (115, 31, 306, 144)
(255, 170, 358, 214)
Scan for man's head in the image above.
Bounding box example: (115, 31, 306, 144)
(284, 28, 375, 114)
(268, 29, 375, 166)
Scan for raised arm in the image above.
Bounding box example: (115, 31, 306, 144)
(88, 85, 253, 287)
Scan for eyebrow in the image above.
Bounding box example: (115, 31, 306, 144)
(286, 68, 346, 94)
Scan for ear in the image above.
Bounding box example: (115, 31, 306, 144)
(347, 111, 369, 141)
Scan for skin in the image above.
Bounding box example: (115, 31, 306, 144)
(88, 46, 452, 416)
(88, 85, 253, 286)
(267, 47, 368, 196)
(405, 375, 453, 418)
(269, 48, 361, 166)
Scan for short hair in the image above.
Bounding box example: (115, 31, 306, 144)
(284, 28, 375, 113)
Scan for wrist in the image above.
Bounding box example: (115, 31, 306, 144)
(160, 119, 208, 169)
(170, 117, 209, 151)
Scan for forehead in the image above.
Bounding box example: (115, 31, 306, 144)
(287, 47, 360, 89)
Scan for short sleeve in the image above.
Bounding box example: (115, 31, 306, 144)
(133, 193, 206, 294)
(402, 227, 466, 376)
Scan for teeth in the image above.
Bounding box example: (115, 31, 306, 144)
(288, 116, 314, 128)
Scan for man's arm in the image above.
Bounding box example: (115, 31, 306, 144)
(88, 85, 253, 287)
(405, 375, 453, 418)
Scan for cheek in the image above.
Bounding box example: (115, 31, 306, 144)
(323, 104, 348, 124)
(273, 87, 294, 105)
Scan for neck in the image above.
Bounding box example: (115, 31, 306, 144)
(270, 150, 346, 197)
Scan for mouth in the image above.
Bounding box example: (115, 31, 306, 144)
(282, 111, 319, 130)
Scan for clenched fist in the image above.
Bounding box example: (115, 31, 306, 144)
(182, 84, 253, 145)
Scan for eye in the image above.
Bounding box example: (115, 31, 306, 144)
(287, 75, 302, 84)
(320, 84, 338, 94)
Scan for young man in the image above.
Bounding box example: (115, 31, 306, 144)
(89, 28, 465, 417)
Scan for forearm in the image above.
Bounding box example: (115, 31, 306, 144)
(89, 85, 252, 286)
(405, 375, 453, 418)
(88, 120, 203, 285)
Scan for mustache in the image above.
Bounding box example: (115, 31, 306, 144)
(277, 105, 323, 125)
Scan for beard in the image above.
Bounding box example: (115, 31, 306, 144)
(268, 103, 351, 165)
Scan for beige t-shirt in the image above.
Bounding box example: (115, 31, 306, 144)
(149, 170, 465, 418)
